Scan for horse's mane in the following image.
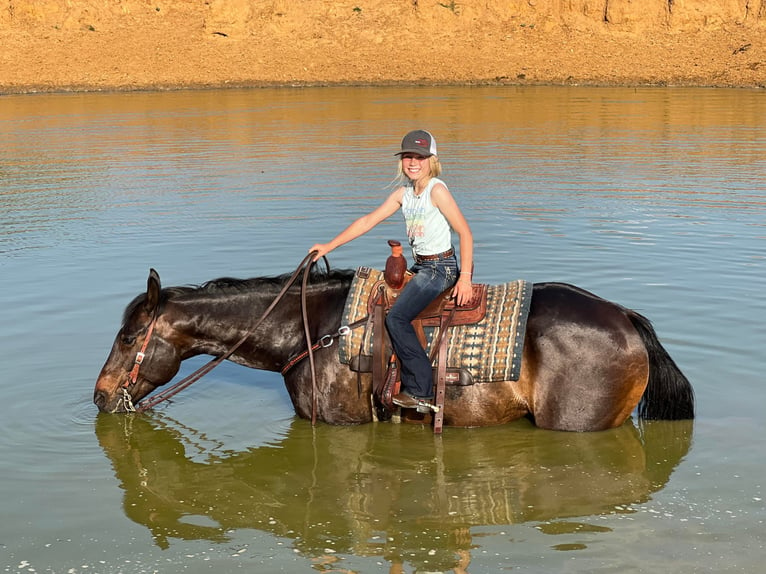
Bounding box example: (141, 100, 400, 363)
(190, 267, 356, 296)
(123, 268, 356, 324)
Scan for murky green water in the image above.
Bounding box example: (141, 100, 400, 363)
(1, 86, 764, 573)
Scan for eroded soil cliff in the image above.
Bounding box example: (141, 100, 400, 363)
(1, 0, 764, 92)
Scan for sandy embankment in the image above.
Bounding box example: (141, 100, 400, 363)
(0, 0, 764, 93)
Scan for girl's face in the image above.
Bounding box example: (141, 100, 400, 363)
(400, 153, 432, 183)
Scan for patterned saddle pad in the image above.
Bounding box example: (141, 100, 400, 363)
(338, 267, 533, 383)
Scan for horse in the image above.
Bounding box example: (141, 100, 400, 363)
(94, 266, 695, 431)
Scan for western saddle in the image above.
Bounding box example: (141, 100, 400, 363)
(364, 240, 488, 433)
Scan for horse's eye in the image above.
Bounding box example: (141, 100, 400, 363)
(121, 335, 137, 346)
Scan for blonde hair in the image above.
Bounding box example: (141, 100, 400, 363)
(393, 155, 442, 187)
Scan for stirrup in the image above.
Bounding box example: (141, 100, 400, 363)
(378, 358, 400, 411)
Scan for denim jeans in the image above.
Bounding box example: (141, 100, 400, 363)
(385, 254, 458, 398)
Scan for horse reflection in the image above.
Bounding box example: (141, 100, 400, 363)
(95, 414, 692, 570)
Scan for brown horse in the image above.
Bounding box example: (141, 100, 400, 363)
(94, 267, 694, 431)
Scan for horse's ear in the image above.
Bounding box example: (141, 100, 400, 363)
(145, 268, 161, 315)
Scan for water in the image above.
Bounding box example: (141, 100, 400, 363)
(1, 86, 764, 573)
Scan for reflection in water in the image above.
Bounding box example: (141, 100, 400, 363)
(96, 415, 692, 571)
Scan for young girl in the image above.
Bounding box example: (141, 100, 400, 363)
(309, 129, 474, 409)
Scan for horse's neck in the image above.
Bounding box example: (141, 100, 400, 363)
(167, 286, 345, 370)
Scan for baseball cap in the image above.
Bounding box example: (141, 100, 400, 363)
(396, 130, 437, 157)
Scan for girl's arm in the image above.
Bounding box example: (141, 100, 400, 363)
(431, 182, 474, 306)
(309, 188, 403, 260)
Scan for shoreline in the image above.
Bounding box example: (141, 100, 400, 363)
(4, 77, 764, 97)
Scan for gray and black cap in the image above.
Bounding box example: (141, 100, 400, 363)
(395, 130, 438, 157)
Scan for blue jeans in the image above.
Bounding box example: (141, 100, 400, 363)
(385, 255, 458, 399)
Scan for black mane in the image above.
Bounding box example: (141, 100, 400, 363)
(193, 267, 356, 295)
(122, 268, 356, 324)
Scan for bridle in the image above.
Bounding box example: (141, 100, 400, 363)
(118, 314, 159, 412)
(118, 253, 333, 421)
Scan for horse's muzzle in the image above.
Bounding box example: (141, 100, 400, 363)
(93, 388, 133, 413)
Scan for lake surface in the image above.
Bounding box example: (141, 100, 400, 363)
(1, 86, 764, 573)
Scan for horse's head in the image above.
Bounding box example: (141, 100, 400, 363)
(94, 269, 183, 413)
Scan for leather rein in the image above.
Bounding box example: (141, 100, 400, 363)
(122, 253, 335, 423)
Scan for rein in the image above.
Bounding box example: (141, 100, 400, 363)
(126, 253, 325, 416)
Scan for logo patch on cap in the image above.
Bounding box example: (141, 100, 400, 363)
(397, 130, 437, 157)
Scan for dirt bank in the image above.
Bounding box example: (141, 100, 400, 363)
(1, 0, 764, 93)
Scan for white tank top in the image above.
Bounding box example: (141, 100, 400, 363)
(401, 177, 453, 257)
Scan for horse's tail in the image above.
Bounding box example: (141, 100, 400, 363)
(628, 310, 695, 420)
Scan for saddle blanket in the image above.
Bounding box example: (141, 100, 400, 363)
(338, 267, 533, 383)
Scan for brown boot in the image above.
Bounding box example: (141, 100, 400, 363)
(392, 392, 436, 412)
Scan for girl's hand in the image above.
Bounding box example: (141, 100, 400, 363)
(309, 243, 332, 261)
(452, 277, 473, 306)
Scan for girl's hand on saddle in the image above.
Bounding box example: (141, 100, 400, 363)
(452, 278, 473, 306)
